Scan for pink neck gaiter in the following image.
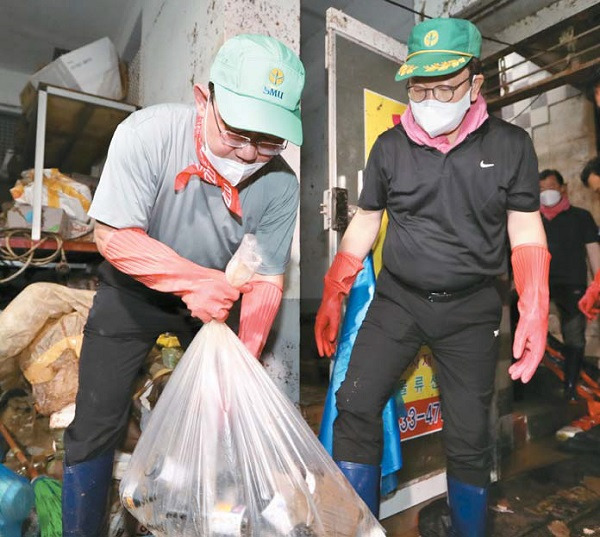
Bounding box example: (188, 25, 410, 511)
(400, 94, 489, 153)
(540, 194, 570, 221)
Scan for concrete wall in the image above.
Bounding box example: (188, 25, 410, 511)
(533, 94, 597, 216)
(499, 53, 596, 200)
(140, 0, 224, 106)
(113, 0, 143, 63)
(499, 53, 597, 219)
(0, 68, 29, 108)
(223, 0, 302, 402)
(140, 0, 302, 401)
(299, 0, 415, 316)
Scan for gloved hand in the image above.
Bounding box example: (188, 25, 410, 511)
(239, 280, 283, 358)
(578, 270, 600, 320)
(180, 270, 249, 323)
(314, 251, 364, 357)
(509, 244, 551, 383)
(100, 226, 249, 322)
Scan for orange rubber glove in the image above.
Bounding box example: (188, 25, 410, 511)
(100, 227, 249, 323)
(578, 270, 600, 320)
(238, 280, 283, 358)
(509, 243, 551, 383)
(314, 251, 364, 357)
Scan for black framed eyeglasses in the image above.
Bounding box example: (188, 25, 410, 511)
(407, 76, 471, 103)
(210, 97, 288, 156)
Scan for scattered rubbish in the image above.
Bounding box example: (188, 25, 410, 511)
(491, 499, 514, 514)
(556, 425, 584, 441)
(547, 519, 570, 537)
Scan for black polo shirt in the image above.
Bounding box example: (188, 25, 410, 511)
(543, 206, 598, 287)
(359, 116, 539, 291)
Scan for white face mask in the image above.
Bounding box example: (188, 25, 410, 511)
(540, 189, 562, 207)
(410, 85, 473, 138)
(202, 101, 267, 186)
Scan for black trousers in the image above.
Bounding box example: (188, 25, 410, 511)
(64, 262, 203, 466)
(333, 269, 502, 488)
(549, 284, 587, 351)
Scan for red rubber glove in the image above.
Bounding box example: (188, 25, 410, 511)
(238, 280, 283, 358)
(578, 270, 600, 320)
(100, 227, 249, 323)
(314, 251, 363, 357)
(509, 243, 551, 383)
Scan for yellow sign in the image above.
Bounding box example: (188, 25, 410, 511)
(363, 88, 442, 439)
(401, 346, 439, 401)
(363, 88, 406, 163)
(363, 88, 406, 275)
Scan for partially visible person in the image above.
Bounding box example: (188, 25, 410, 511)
(539, 169, 600, 399)
(578, 158, 600, 327)
(586, 68, 600, 154)
(581, 156, 600, 194)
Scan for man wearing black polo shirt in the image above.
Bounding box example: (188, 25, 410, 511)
(539, 169, 600, 400)
(315, 17, 549, 536)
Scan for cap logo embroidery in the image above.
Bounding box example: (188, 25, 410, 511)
(397, 63, 418, 77)
(424, 30, 439, 47)
(269, 68, 285, 86)
(423, 56, 466, 73)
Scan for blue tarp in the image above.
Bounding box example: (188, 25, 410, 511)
(318, 254, 403, 495)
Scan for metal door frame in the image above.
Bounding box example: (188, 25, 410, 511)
(324, 7, 407, 264)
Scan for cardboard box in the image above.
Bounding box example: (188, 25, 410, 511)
(7, 203, 69, 236)
(27, 37, 124, 101)
(19, 81, 37, 113)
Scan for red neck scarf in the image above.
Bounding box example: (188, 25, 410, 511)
(175, 114, 242, 217)
(540, 194, 570, 221)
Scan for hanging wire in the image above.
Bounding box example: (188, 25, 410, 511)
(484, 41, 600, 96)
(379, 0, 517, 47)
(482, 23, 600, 80)
(507, 94, 542, 124)
(380, 0, 432, 19)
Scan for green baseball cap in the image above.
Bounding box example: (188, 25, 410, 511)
(210, 34, 305, 146)
(395, 17, 481, 81)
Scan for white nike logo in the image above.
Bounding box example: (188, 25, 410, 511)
(480, 160, 495, 168)
(494, 329, 500, 337)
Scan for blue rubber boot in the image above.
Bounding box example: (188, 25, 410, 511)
(336, 461, 381, 517)
(447, 476, 488, 537)
(62, 452, 114, 537)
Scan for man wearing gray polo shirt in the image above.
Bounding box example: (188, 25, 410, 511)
(62, 34, 305, 536)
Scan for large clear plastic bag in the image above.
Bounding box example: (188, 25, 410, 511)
(120, 236, 385, 537)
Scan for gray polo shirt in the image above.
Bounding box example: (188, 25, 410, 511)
(89, 103, 298, 275)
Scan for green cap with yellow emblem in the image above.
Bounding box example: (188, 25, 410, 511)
(395, 17, 481, 81)
(210, 34, 305, 145)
